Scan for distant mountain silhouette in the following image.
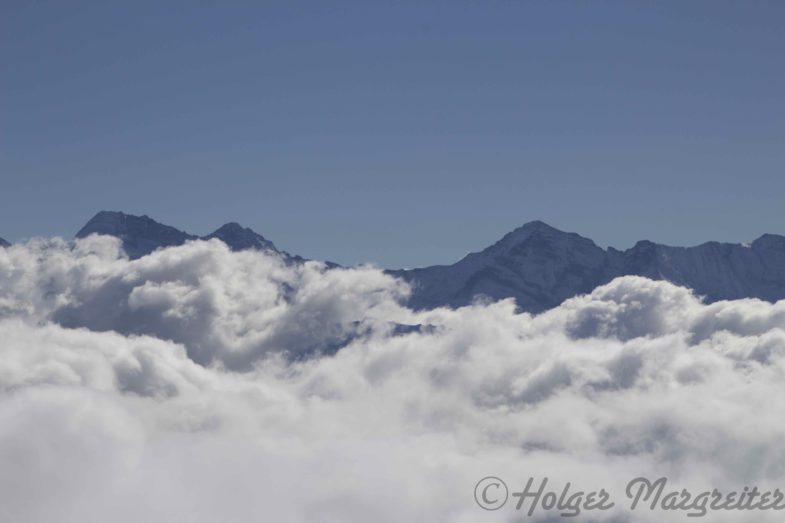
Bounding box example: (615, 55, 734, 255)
(392, 221, 785, 312)
(76, 211, 197, 259)
(76, 211, 304, 263)
(204, 222, 277, 251)
(0, 237, 9, 248)
(74, 213, 785, 312)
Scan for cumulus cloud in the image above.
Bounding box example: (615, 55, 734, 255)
(1, 236, 785, 522)
(1, 236, 410, 368)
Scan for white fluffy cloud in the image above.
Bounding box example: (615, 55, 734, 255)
(1, 236, 410, 368)
(1, 237, 785, 522)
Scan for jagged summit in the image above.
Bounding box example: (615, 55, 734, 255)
(483, 220, 600, 257)
(75, 211, 299, 262)
(510, 219, 560, 234)
(76, 211, 191, 239)
(204, 222, 277, 252)
(213, 222, 246, 233)
(491, 220, 563, 245)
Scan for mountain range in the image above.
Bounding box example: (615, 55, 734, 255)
(392, 220, 785, 312)
(3, 211, 785, 313)
(74, 211, 304, 264)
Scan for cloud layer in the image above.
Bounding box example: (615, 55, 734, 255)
(2, 236, 785, 522)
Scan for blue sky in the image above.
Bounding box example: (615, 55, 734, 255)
(2, 1, 784, 267)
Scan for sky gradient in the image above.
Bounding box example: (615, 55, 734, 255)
(2, 1, 784, 267)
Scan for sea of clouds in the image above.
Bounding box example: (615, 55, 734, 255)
(2, 235, 785, 522)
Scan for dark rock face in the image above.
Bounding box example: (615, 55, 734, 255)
(203, 222, 277, 252)
(0, 237, 9, 248)
(76, 211, 197, 259)
(203, 222, 306, 264)
(393, 221, 785, 312)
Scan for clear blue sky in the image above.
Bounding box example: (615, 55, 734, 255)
(2, 1, 784, 267)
